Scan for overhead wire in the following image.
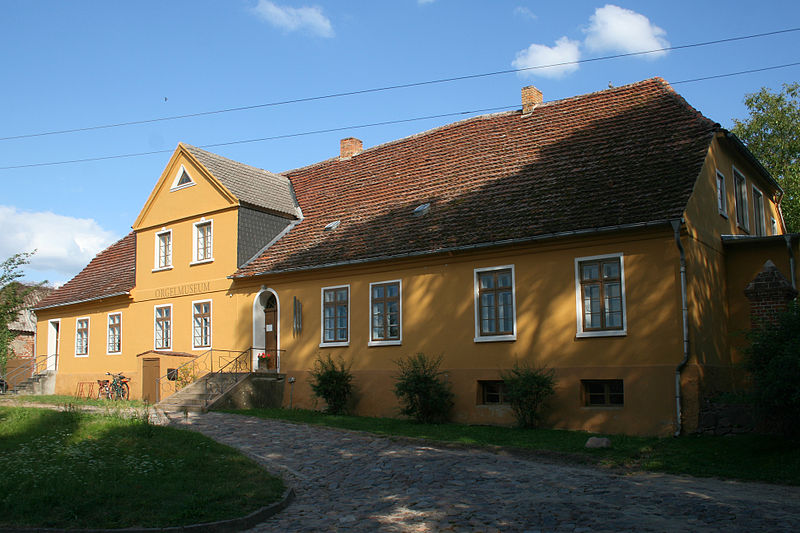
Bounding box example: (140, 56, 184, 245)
(1, 59, 800, 171)
(0, 26, 798, 142)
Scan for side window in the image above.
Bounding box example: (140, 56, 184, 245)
(715, 170, 727, 217)
(575, 254, 626, 337)
(369, 281, 401, 345)
(155, 229, 172, 270)
(752, 186, 766, 236)
(154, 305, 172, 350)
(733, 167, 749, 231)
(107, 313, 121, 354)
(474, 266, 516, 342)
(75, 317, 89, 357)
(192, 300, 212, 349)
(192, 220, 213, 264)
(321, 285, 349, 346)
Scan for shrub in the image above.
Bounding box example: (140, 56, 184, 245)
(393, 353, 454, 424)
(308, 354, 354, 415)
(501, 363, 556, 428)
(745, 302, 800, 436)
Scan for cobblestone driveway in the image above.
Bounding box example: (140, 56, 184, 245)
(172, 412, 800, 532)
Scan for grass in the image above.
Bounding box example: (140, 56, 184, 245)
(0, 393, 145, 408)
(225, 407, 800, 485)
(0, 406, 284, 529)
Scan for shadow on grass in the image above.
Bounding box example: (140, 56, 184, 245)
(0, 406, 284, 529)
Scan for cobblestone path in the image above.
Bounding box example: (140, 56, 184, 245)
(171, 412, 800, 532)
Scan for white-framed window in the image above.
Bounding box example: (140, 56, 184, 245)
(192, 219, 213, 264)
(320, 285, 349, 347)
(752, 186, 766, 236)
(369, 280, 402, 346)
(170, 165, 195, 191)
(715, 170, 727, 217)
(474, 265, 517, 343)
(107, 313, 121, 354)
(733, 167, 749, 232)
(75, 317, 89, 357)
(154, 229, 173, 271)
(154, 304, 172, 350)
(192, 300, 212, 349)
(575, 253, 627, 338)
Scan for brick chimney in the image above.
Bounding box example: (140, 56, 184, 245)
(521, 85, 543, 114)
(340, 137, 363, 159)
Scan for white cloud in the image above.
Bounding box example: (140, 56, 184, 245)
(512, 37, 581, 79)
(0, 206, 118, 282)
(251, 0, 334, 38)
(514, 7, 537, 20)
(583, 4, 669, 57)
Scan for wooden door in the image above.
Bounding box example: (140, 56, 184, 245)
(142, 358, 160, 403)
(265, 295, 278, 369)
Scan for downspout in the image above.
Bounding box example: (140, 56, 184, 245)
(784, 234, 796, 291)
(671, 219, 690, 437)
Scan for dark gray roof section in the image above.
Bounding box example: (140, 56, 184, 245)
(182, 144, 300, 220)
(237, 206, 296, 267)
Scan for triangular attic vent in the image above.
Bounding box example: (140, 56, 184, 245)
(170, 165, 195, 191)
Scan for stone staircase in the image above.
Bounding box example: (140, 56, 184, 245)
(10, 372, 48, 395)
(157, 372, 250, 413)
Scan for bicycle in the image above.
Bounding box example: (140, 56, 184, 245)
(97, 372, 130, 400)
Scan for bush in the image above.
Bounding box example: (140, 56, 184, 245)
(501, 363, 556, 428)
(745, 302, 800, 436)
(309, 354, 354, 415)
(394, 353, 454, 424)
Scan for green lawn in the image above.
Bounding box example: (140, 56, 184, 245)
(226, 407, 800, 485)
(0, 406, 284, 529)
(0, 393, 145, 408)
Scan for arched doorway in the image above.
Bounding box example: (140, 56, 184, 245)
(252, 289, 280, 371)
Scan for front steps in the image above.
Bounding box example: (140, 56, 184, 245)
(157, 372, 285, 413)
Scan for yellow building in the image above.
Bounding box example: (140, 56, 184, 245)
(33, 78, 797, 435)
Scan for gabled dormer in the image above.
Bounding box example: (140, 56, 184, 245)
(131, 143, 300, 291)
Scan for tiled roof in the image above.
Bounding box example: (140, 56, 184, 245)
(35, 233, 136, 310)
(235, 78, 719, 277)
(182, 144, 299, 219)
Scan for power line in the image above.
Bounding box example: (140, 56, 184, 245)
(0, 106, 516, 170)
(2, 59, 800, 172)
(1, 26, 798, 142)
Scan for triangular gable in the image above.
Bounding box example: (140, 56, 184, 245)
(133, 144, 239, 230)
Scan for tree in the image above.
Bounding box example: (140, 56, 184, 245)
(0, 253, 33, 376)
(732, 82, 800, 232)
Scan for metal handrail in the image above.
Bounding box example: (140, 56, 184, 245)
(0, 353, 58, 392)
(203, 348, 253, 403)
(155, 348, 254, 403)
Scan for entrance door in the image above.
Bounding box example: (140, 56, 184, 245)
(142, 358, 160, 403)
(264, 295, 278, 370)
(47, 320, 60, 372)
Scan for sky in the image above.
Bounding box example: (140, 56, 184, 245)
(2, 0, 799, 285)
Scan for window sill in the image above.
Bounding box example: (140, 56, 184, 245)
(192, 345, 211, 351)
(368, 340, 402, 347)
(75, 354, 89, 358)
(152, 266, 173, 272)
(170, 183, 196, 192)
(581, 405, 624, 410)
(319, 342, 349, 348)
(154, 347, 172, 352)
(190, 258, 214, 266)
(474, 335, 516, 343)
(576, 330, 627, 338)
(106, 351, 121, 356)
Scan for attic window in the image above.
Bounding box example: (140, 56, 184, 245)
(170, 166, 195, 191)
(324, 220, 341, 231)
(413, 203, 430, 217)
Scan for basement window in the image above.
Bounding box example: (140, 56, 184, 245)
(582, 379, 624, 407)
(478, 380, 507, 404)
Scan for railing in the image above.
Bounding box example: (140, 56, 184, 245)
(251, 348, 286, 373)
(0, 353, 58, 393)
(204, 348, 253, 400)
(156, 348, 254, 403)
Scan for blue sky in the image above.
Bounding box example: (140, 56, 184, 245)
(2, 1, 799, 284)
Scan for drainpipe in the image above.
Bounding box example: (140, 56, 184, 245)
(671, 219, 690, 437)
(784, 235, 796, 291)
